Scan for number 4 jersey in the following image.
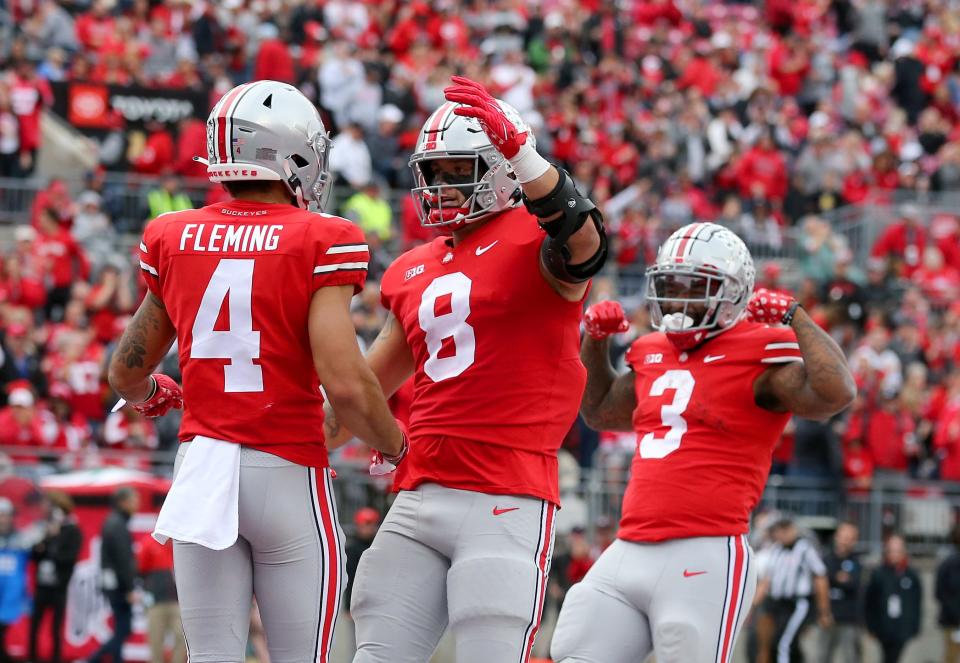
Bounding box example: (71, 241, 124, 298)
(619, 321, 801, 542)
(380, 208, 587, 505)
(138, 200, 369, 467)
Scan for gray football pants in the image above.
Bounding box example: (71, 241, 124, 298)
(552, 535, 757, 663)
(351, 483, 556, 663)
(171, 444, 346, 663)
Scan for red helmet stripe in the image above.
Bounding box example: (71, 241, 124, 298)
(423, 102, 456, 151)
(673, 222, 704, 260)
(215, 83, 255, 164)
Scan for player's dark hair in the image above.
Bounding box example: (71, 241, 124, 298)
(222, 180, 280, 198)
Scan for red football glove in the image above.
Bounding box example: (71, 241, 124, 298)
(584, 301, 630, 340)
(133, 374, 183, 418)
(369, 431, 409, 477)
(443, 76, 528, 159)
(745, 288, 797, 325)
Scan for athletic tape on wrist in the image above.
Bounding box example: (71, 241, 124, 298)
(508, 142, 551, 184)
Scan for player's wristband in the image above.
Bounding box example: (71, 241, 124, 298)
(508, 142, 551, 184)
(140, 376, 158, 403)
(782, 301, 802, 326)
(383, 432, 408, 466)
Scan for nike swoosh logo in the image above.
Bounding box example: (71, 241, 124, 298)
(703, 355, 726, 363)
(492, 506, 519, 516)
(683, 570, 708, 577)
(476, 241, 499, 256)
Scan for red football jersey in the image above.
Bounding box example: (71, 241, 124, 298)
(138, 200, 368, 467)
(380, 208, 587, 504)
(618, 321, 802, 542)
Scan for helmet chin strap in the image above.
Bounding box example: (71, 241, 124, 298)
(282, 160, 307, 209)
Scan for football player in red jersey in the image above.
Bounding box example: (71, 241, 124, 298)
(550, 222, 856, 663)
(107, 81, 405, 663)
(324, 76, 607, 663)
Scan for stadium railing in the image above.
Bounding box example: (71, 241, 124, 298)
(12, 446, 955, 556)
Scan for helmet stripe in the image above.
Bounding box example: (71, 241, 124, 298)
(673, 222, 703, 260)
(215, 83, 255, 165)
(423, 102, 456, 151)
(225, 83, 257, 164)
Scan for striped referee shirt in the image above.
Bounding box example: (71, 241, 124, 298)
(765, 538, 827, 599)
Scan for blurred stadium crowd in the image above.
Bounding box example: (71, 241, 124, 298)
(2, 0, 960, 486)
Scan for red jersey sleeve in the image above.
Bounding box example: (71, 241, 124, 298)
(138, 219, 163, 300)
(311, 220, 369, 294)
(757, 325, 803, 365)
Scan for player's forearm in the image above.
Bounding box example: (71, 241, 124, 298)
(322, 402, 353, 450)
(323, 371, 404, 457)
(107, 293, 176, 403)
(790, 308, 857, 414)
(580, 335, 618, 426)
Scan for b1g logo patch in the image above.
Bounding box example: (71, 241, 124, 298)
(645, 353, 663, 365)
(405, 264, 425, 281)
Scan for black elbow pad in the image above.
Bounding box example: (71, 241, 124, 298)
(523, 168, 608, 283)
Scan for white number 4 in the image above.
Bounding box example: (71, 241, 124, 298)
(639, 369, 694, 459)
(190, 259, 263, 393)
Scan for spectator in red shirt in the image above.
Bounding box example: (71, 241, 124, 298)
(676, 45, 723, 97)
(865, 392, 919, 475)
(34, 207, 91, 323)
(85, 265, 135, 345)
(43, 331, 105, 426)
(172, 118, 207, 179)
(387, 3, 434, 56)
(130, 121, 175, 176)
(0, 385, 47, 453)
(871, 203, 928, 277)
(768, 33, 812, 96)
(735, 130, 788, 202)
(911, 247, 960, 308)
(29, 179, 74, 230)
(253, 25, 295, 84)
(8, 60, 53, 175)
(933, 376, 960, 481)
(75, 0, 116, 53)
(843, 437, 875, 493)
(0, 252, 46, 311)
(633, 0, 683, 26)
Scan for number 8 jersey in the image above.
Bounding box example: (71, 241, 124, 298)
(138, 200, 368, 467)
(380, 208, 587, 505)
(619, 321, 801, 542)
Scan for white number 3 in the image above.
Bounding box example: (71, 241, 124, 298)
(639, 369, 694, 459)
(190, 259, 263, 393)
(418, 272, 475, 382)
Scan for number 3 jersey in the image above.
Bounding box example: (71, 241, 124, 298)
(618, 321, 801, 542)
(138, 200, 369, 467)
(379, 208, 587, 505)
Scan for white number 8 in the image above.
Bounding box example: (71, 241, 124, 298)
(639, 369, 695, 459)
(418, 272, 475, 382)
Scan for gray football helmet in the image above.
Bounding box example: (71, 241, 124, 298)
(410, 99, 534, 228)
(646, 222, 755, 350)
(198, 80, 332, 210)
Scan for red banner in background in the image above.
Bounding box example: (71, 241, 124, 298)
(67, 84, 112, 130)
(6, 469, 170, 663)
